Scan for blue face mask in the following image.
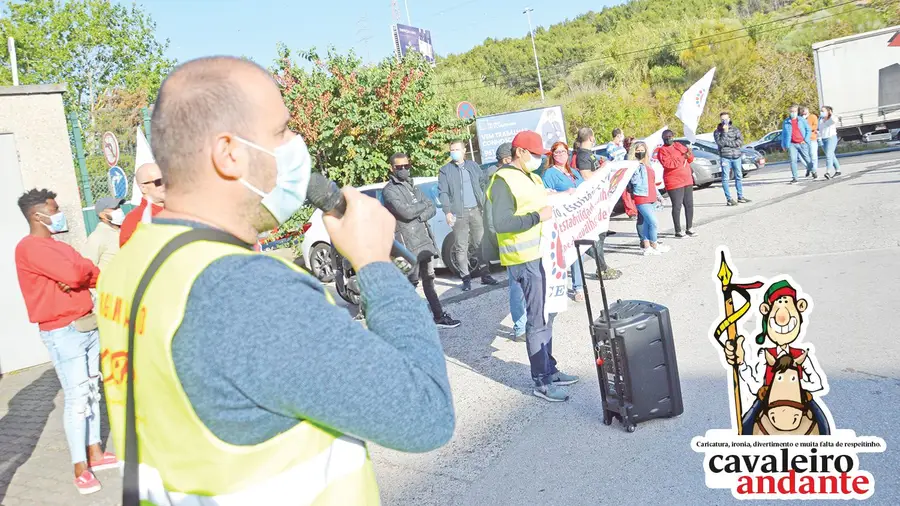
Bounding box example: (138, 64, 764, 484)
(237, 135, 313, 225)
(790, 112, 798, 119)
(38, 211, 68, 234)
(449, 150, 464, 163)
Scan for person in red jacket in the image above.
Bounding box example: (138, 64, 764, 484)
(14, 189, 117, 495)
(119, 162, 166, 246)
(656, 129, 697, 238)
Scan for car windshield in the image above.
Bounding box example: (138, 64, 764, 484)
(362, 189, 384, 204)
(418, 181, 440, 206)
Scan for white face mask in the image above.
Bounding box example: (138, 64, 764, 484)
(524, 153, 543, 172)
(236, 135, 313, 225)
(110, 208, 126, 226)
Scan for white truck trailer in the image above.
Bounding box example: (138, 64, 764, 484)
(812, 25, 900, 140)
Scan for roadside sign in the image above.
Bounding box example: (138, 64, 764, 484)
(102, 131, 119, 167)
(107, 165, 128, 199)
(457, 101, 477, 120)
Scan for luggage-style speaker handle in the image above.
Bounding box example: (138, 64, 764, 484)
(574, 239, 611, 323)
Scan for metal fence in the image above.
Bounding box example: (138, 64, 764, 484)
(70, 107, 152, 234)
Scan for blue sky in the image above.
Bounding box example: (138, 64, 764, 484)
(126, 0, 614, 67)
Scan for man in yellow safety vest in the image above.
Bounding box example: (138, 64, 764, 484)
(487, 130, 580, 402)
(96, 56, 455, 505)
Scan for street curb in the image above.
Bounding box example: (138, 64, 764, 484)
(440, 157, 900, 306)
(765, 146, 900, 167)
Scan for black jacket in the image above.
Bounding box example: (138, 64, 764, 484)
(714, 125, 745, 160)
(382, 175, 438, 260)
(437, 160, 485, 217)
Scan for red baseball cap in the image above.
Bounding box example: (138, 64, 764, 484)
(511, 130, 545, 156)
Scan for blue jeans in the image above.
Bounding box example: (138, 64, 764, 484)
(720, 157, 744, 201)
(40, 324, 102, 464)
(507, 260, 558, 386)
(636, 203, 658, 243)
(788, 142, 813, 179)
(570, 255, 584, 292)
(508, 267, 527, 337)
(822, 136, 841, 174)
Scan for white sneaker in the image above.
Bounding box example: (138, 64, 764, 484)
(656, 244, 671, 253)
(643, 247, 661, 256)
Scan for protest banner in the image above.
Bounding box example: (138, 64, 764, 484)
(541, 160, 638, 318)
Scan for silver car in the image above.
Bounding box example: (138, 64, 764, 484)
(300, 176, 483, 282)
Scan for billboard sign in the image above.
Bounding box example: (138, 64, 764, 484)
(475, 106, 566, 165)
(393, 23, 435, 65)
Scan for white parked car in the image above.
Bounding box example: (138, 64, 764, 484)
(300, 176, 485, 282)
(862, 130, 893, 143)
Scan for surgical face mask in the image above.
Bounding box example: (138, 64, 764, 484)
(552, 152, 568, 165)
(790, 112, 798, 119)
(449, 150, 465, 163)
(237, 135, 313, 225)
(524, 153, 543, 172)
(37, 211, 68, 234)
(821, 110, 828, 117)
(110, 208, 126, 226)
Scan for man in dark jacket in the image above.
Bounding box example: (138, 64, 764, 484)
(383, 153, 461, 329)
(438, 140, 498, 291)
(714, 111, 751, 206)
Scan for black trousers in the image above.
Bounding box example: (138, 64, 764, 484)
(408, 256, 442, 319)
(667, 185, 694, 234)
(452, 207, 486, 279)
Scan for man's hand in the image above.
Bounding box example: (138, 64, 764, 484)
(446, 212, 455, 227)
(538, 206, 553, 222)
(57, 282, 72, 293)
(725, 335, 745, 366)
(323, 187, 395, 271)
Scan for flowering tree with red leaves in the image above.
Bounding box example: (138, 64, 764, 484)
(273, 45, 468, 188)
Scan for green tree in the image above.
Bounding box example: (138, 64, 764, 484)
(0, 0, 174, 132)
(273, 46, 468, 187)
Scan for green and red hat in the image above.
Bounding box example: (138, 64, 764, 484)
(756, 280, 797, 344)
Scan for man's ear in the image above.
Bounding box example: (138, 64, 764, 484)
(212, 134, 243, 181)
(796, 298, 808, 313)
(760, 302, 771, 315)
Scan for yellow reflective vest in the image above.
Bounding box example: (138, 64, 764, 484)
(487, 166, 548, 266)
(96, 223, 380, 505)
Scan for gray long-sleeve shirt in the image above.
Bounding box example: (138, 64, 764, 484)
(163, 219, 455, 452)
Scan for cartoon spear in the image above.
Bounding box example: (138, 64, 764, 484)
(715, 251, 763, 434)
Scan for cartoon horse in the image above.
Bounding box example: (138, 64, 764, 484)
(747, 354, 826, 436)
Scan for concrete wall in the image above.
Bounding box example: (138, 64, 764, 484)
(0, 84, 87, 250)
(0, 84, 85, 374)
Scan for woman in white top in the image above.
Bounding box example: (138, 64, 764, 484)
(818, 106, 842, 179)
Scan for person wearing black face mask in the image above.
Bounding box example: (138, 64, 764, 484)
(714, 111, 750, 206)
(383, 153, 461, 329)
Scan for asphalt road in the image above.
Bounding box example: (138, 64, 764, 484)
(369, 151, 900, 505)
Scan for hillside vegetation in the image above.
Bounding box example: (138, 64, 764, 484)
(434, 0, 900, 144)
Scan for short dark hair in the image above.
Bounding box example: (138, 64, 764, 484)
(449, 140, 465, 149)
(17, 188, 56, 218)
(612, 128, 623, 138)
(662, 129, 675, 138)
(720, 111, 730, 117)
(151, 56, 267, 190)
(389, 152, 409, 166)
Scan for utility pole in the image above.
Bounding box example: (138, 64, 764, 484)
(7, 37, 19, 86)
(523, 8, 544, 102)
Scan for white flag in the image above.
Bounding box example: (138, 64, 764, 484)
(130, 127, 155, 206)
(675, 67, 716, 143)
